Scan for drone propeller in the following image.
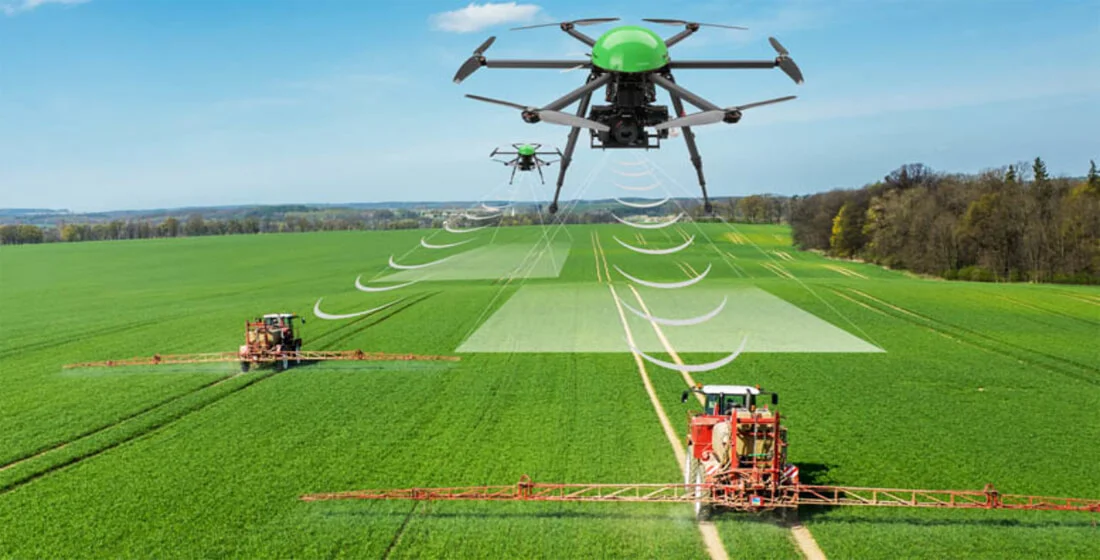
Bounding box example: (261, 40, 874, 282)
(643, 18, 747, 30)
(653, 95, 797, 130)
(511, 18, 619, 30)
(561, 52, 592, 73)
(465, 94, 610, 131)
(453, 36, 496, 84)
(769, 37, 804, 84)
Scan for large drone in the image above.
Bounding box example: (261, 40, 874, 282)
(454, 18, 804, 213)
(491, 143, 562, 184)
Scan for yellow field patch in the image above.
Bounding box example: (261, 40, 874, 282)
(824, 264, 868, 279)
(723, 232, 747, 245)
(761, 261, 796, 279)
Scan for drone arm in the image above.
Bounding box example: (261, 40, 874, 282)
(542, 72, 612, 112)
(484, 60, 593, 69)
(649, 74, 722, 112)
(663, 25, 699, 48)
(562, 26, 597, 47)
(668, 60, 776, 70)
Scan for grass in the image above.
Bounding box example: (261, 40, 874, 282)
(1, 222, 1097, 558)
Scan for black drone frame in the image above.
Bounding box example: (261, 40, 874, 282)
(490, 143, 564, 184)
(453, 18, 803, 213)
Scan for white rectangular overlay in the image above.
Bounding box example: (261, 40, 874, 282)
(457, 284, 884, 354)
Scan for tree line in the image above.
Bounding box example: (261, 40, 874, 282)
(791, 159, 1100, 284)
(0, 206, 638, 245)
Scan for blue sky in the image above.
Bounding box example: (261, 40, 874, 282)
(1, 0, 1097, 212)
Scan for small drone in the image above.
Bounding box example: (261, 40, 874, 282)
(491, 143, 562, 184)
(453, 18, 804, 213)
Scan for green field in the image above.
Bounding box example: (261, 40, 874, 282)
(1, 222, 1098, 558)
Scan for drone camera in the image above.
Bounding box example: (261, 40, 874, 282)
(588, 105, 669, 149)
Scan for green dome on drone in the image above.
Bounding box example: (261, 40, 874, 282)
(517, 144, 536, 156)
(591, 25, 670, 73)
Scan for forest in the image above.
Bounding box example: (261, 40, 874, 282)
(791, 159, 1100, 284)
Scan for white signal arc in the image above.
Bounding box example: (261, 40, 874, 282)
(354, 276, 419, 292)
(618, 295, 727, 326)
(612, 212, 684, 230)
(628, 336, 748, 373)
(462, 212, 502, 221)
(444, 223, 487, 234)
(613, 169, 653, 177)
(612, 235, 694, 255)
(614, 196, 670, 209)
(614, 263, 711, 289)
(389, 255, 453, 270)
(420, 237, 473, 250)
(615, 182, 660, 191)
(313, 297, 404, 320)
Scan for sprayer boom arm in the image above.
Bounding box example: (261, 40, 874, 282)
(64, 350, 459, 369)
(300, 476, 1100, 513)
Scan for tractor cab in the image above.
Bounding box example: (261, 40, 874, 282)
(240, 313, 306, 371)
(683, 384, 778, 416)
(261, 313, 302, 338)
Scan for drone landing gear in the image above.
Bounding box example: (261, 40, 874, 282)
(550, 90, 594, 214)
(667, 90, 713, 213)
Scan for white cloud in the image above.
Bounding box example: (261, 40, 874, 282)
(430, 2, 541, 33)
(2, 0, 89, 17)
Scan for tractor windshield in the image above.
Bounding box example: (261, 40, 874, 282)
(704, 393, 749, 415)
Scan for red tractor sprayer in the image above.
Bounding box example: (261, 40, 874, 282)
(63, 313, 459, 371)
(239, 313, 305, 372)
(300, 384, 1100, 518)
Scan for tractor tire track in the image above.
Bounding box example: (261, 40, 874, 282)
(599, 228, 735, 560)
(0, 371, 237, 471)
(0, 369, 281, 495)
(827, 288, 891, 318)
(843, 289, 1100, 387)
(1048, 289, 1100, 307)
(0, 318, 165, 361)
(847, 288, 1100, 375)
(313, 292, 439, 351)
(382, 502, 420, 560)
(994, 294, 1100, 328)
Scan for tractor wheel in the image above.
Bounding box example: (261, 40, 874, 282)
(694, 466, 712, 521)
(685, 444, 711, 521)
(240, 361, 250, 373)
(684, 444, 693, 486)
